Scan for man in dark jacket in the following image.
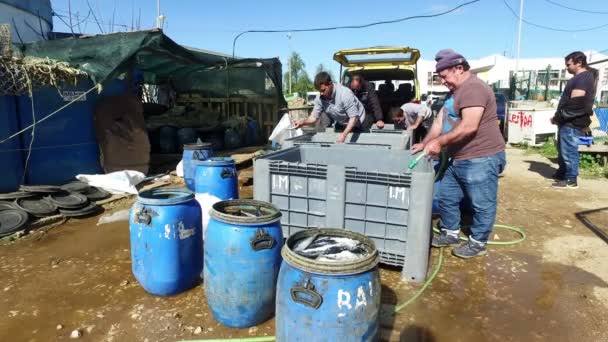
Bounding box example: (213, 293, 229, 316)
(550, 51, 598, 189)
(349, 74, 385, 129)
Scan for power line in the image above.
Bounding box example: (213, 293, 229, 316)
(503, 0, 608, 32)
(232, 0, 481, 56)
(543, 0, 608, 15)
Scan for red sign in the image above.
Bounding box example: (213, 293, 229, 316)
(509, 111, 533, 128)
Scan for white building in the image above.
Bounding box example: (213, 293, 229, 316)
(418, 51, 608, 103)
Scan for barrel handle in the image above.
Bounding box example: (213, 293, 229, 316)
(133, 207, 152, 226)
(250, 229, 275, 251)
(221, 168, 235, 179)
(192, 151, 202, 160)
(290, 279, 323, 309)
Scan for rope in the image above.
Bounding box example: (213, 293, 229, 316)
(22, 69, 35, 184)
(0, 142, 98, 153)
(0, 84, 100, 145)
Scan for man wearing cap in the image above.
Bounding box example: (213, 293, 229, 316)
(294, 72, 370, 142)
(411, 49, 506, 259)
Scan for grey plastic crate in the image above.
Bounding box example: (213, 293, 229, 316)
(253, 145, 434, 282)
(282, 131, 411, 150)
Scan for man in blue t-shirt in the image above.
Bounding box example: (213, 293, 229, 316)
(550, 51, 598, 189)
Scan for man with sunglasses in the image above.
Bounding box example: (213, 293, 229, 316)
(411, 49, 506, 259)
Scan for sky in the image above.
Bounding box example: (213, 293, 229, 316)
(49, 0, 608, 78)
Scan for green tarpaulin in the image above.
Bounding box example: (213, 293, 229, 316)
(20, 29, 285, 106)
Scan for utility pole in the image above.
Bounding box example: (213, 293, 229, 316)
(515, 0, 524, 80)
(287, 33, 292, 94)
(156, 0, 165, 29)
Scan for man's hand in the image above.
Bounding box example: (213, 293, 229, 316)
(292, 120, 304, 129)
(550, 116, 557, 125)
(336, 134, 347, 143)
(423, 139, 442, 157)
(375, 120, 385, 129)
(411, 143, 425, 154)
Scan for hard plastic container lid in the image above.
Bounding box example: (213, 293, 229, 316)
(183, 142, 213, 150)
(137, 188, 194, 205)
(196, 157, 235, 167)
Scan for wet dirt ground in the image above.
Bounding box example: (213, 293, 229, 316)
(1, 147, 608, 342)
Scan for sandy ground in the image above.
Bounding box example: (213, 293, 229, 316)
(1, 147, 607, 342)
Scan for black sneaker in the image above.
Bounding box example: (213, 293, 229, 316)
(551, 179, 578, 189)
(431, 230, 461, 247)
(546, 172, 563, 182)
(452, 240, 487, 259)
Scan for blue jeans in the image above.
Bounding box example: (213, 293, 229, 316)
(556, 125, 582, 181)
(438, 151, 506, 243)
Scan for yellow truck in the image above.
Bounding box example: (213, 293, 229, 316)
(333, 46, 421, 120)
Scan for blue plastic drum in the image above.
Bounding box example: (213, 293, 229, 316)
(204, 199, 283, 328)
(182, 143, 213, 191)
(194, 157, 238, 200)
(275, 228, 381, 342)
(129, 188, 203, 296)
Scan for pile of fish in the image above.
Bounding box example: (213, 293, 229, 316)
(293, 234, 369, 262)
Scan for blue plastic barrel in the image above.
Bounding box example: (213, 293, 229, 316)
(0, 95, 24, 192)
(158, 126, 178, 154)
(17, 78, 126, 185)
(224, 128, 242, 150)
(204, 132, 224, 151)
(194, 157, 238, 200)
(276, 229, 381, 342)
(245, 119, 260, 146)
(129, 188, 203, 296)
(182, 143, 213, 191)
(177, 128, 199, 149)
(204, 199, 283, 327)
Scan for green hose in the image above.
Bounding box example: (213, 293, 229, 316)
(392, 247, 445, 314)
(182, 224, 526, 340)
(392, 224, 526, 315)
(432, 224, 527, 245)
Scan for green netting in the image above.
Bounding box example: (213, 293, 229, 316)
(19, 30, 286, 106)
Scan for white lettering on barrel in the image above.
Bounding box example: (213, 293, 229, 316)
(369, 281, 373, 297)
(178, 221, 195, 240)
(355, 286, 367, 309)
(389, 186, 406, 203)
(272, 175, 289, 192)
(337, 289, 352, 310)
(164, 224, 171, 239)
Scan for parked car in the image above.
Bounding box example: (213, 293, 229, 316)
(333, 46, 421, 122)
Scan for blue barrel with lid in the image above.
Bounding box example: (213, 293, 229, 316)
(276, 228, 381, 342)
(204, 200, 283, 328)
(182, 143, 213, 191)
(194, 157, 238, 200)
(129, 188, 203, 296)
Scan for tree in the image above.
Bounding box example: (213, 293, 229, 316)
(315, 63, 336, 82)
(283, 51, 313, 94)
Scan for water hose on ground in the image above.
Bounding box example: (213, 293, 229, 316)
(181, 222, 524, 342)
(391, 224, 526, 316)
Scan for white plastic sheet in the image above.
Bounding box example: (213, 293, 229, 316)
(195, 193, 222, 238)
(76, 170, 146, 194)
(268, 113, 303, 145)
(176, 159, 184, 177)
